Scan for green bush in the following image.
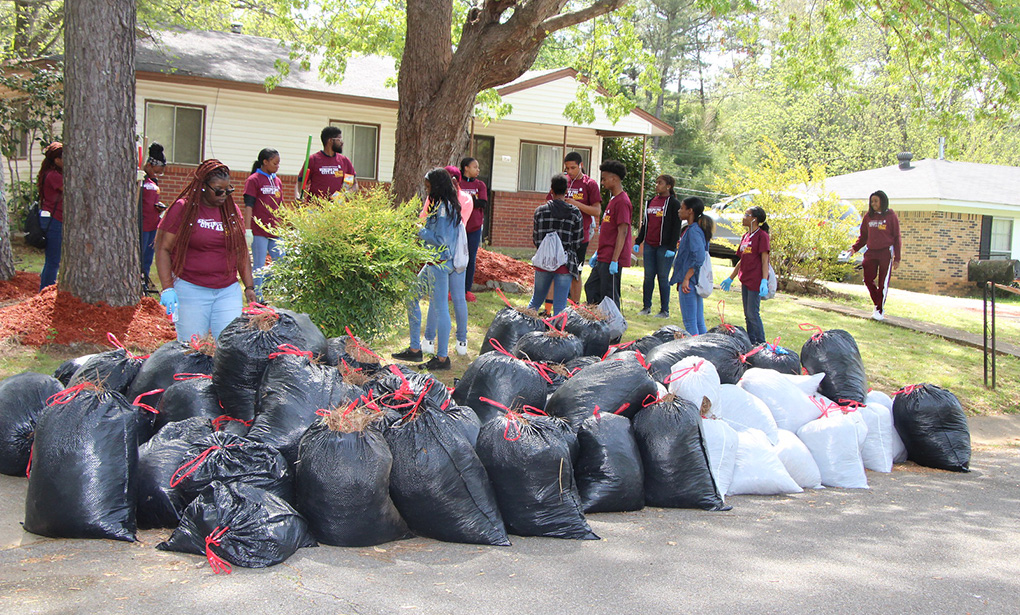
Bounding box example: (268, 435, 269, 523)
(263, 186, 439, 339)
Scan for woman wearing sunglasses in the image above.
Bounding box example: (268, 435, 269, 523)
(156, 159, 257, 342)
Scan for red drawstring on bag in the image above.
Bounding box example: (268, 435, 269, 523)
(25, 446, 33, 478)
(601, 340, 635, 360)
(894, 384, 921, 396)
(189, 334, 216, 354)
(243, 302, 277, 318)
(799, 323, 825, 341)
(717, 300, 736, 333)
(174, 373, 212, 381)
(739, 345, 764, 364)
(211, 415, 252, 431)
(267, 344, 313, 360)
(810, 396, 833, 418)
(542, 311, 569, 333)
(132, 389, 164, 414)
(46, 382, 97, 406)
(612, 402, 631, 415)
(170, 444, 237, 488)
(344, 327, 381, 362)
(106, 332, 150, 360)
(664, 360, 704, 385)
(205, 526, 232, 575)
(837, 399, 864, 413)
(768, 336, 782, 352)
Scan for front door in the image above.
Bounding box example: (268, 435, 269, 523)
(467, 135, 494, 244)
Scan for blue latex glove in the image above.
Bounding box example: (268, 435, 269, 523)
(160, 288, 179, 318)
(632, 244, 640, 254)
(759, 279, 769, 298)
(609, 261, 619, 275)
(589, 254, 598, 268)
(720, 278, 732, 292)
(664, 250, 675, 259)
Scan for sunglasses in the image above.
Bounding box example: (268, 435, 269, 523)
(205, 185, 235, 197)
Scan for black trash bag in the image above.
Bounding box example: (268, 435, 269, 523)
(24, 384, 139, 541)
(800, 328, 868, 404)
(369, 364, 451, 413)
(213, 306, 327, 422)
(632, 394, 728, 511)
(533, 362, 575, 398)
(0, 372, 63, 476)
(137, 417, 214, 529)
(645, 333, 748, 385)
(564, 356, 602, 372)
(545, 358, 659, 429)
(563, 305, 612, 357)
(476, 412, 597, 539)
(649, 324, 690, 345)
(632, 335, 666, 356)
(247, 352, 363, 466)
(513, 330, 585, 364)
(154, 375, 224, 432)
(892, 384, 970, 472)
(480, 306, 546, 355)
(452, 352, 547, 424)
(708, 324, 752, 353)
(127, 339, 215, 409)
(296, 409, 411, 546)
(575, 411, 645, 513)
(745, 342, 802, 376)
(53, 354, 95, 386)
(157, 481, 316, 570)
(324, 334, 384, 374)
(445, 405, 482, 447)
(384, 407, 509, 546)
(169, 431, 293, 506)
(69, 347, 145, 395)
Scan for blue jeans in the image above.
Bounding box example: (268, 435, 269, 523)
(678, 285, 707, 335)
(141, 229, 157, 278)
(642, 244, 672, 313)
(251, 235, 283, 299)
(174, 279, 243, 342)
(465, 228, 482, 294)
(742, 284, 766, 344)
(40, 216, 62, 290)
(425, 264, 468, 355)
(406, 267, 428, 352)
(528, 270, 571, 315)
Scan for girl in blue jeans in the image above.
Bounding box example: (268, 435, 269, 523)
(37, 142, 63, 290)
(670, 196, 715, 335)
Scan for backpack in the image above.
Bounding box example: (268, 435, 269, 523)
(532, 231, 567, 272)
(696, 251, 714, 298)
(24, 203, 48, 249)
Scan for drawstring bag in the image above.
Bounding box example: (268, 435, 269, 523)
(696, 250, 714, 298)
(531, 232, 567, 272)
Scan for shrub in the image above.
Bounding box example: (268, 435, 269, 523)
(263, 186, 439, 339)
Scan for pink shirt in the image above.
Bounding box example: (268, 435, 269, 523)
(243, 172, 283, 238)
(141, 175, 162, 232)
(420, 190, 472, 227)
(596, 191, 633, 267)
(303, 151, 356, 200)
(159, 198, 243, 289)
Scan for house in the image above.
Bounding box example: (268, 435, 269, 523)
(821, 152, 1020, 294)
(24, 28, 666, 250)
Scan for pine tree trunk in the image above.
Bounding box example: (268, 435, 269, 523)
(0, 155, 15, 281)
(60, 0, 139, 306)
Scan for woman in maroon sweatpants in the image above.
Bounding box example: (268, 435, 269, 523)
(850, 190, 901, 321)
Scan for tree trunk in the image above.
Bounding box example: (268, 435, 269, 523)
(0, 154, 15, 281)
(61, 0, 139, 306)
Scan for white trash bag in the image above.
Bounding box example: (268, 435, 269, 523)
(667, 357, 721, 418)
(782, 372, 826, 397)
(700, 417, 739, 499)
(774, 429, 823, 489)
(727, 427, 802, 496)
(716, 384, 779, 445)
(796, 409, 869, 489)
(598, 296, 628, 340)
(739, 368, 822, 433)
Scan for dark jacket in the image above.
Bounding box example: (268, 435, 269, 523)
(635, 194, 682, 251)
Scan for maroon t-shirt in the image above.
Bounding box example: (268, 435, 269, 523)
(596, 191, 633, 267)
(644, 195, 668, 247)
(303, 151, 356, 200)
(460, 177, 488, 232)
(41, 169, 64, 223)
(243, 172, 283, 238)
(158, 198, 242, 289)
(141, 175, 162, 232)
(737, 229, 771, 288)
(549, 173, 600, 241)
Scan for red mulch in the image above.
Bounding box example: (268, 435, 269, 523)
(0, 286, 176, 351)
(0, 271, 41, 302)
(473, 248, 534, 290)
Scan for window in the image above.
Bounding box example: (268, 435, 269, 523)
(144, 102, 204, 164)
(990, 218, 1014, 259)
(329, 121, 379, 180)
(518, 143, 591, 192)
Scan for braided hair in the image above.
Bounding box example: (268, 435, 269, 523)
(168, 159, 248, 280)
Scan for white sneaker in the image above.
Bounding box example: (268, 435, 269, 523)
(871, 310, 885, 321)
(456, 341, 468, 356)
(421, 339, 436, 354)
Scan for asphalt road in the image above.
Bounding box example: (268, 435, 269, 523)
(1, 446, 1017, 615)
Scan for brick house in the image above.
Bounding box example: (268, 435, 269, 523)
(822, 153, 1020, 295)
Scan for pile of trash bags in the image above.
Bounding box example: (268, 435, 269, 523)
(0, 302, 972, 573)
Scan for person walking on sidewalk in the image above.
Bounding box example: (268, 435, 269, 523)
(584, 159, 632, 307)
(634, 174, 682, 318)
(720, 205, 771, 344)
(849, 189, 901, 321)
(670, 196, 714, 335)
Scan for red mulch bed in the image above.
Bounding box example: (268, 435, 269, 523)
(0, 271, 41, 302)
(473, 248, 534, 290)
(0, 286, 176, 351)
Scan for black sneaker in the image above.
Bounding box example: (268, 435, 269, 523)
(392, 347, 423, 361)
(420, 356, 451, 371)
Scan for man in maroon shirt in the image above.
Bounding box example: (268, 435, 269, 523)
(299, 126, 358, 201)
(545, 151, 601, 306)
(584, 159, 632, 307)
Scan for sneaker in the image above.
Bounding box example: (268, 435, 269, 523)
(638, 308, 652, 316)
(653, 311, 670, 319)
(420, 356, 451, 371)
(456, 341, 468, 356)
(391, 347, 423, 361)
(421, 339, 436, 354)
(465, 291, 477, 303)
(871, 309, 885, 321)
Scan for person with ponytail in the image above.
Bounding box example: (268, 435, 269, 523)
(243, 148, 283, 300)
(140, 142, 166, 292)
(156, 159, 257, 342)
(720, 205, 771, 344)
(634, 174, 682, 318)
(669, 196, 714, 335)
(459, 156, 487, 302)
(37, 141, 63, 290)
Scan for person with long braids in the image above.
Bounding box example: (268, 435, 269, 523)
(156, 160, 257, 342)
(670, 196, 714, 335)
(243, 148, 284, 300)
(140, 142, 166, 292)
(37, 141, 63, 290)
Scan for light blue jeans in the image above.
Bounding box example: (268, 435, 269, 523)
(678, 286, 707, 335)
(424, 264, 468, 356)
(528, 270, 572, 315)
(252, 235, 283, 299)
(174, 279, 243, 342)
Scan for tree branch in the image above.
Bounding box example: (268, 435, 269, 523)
(541, 0, 628, 35)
